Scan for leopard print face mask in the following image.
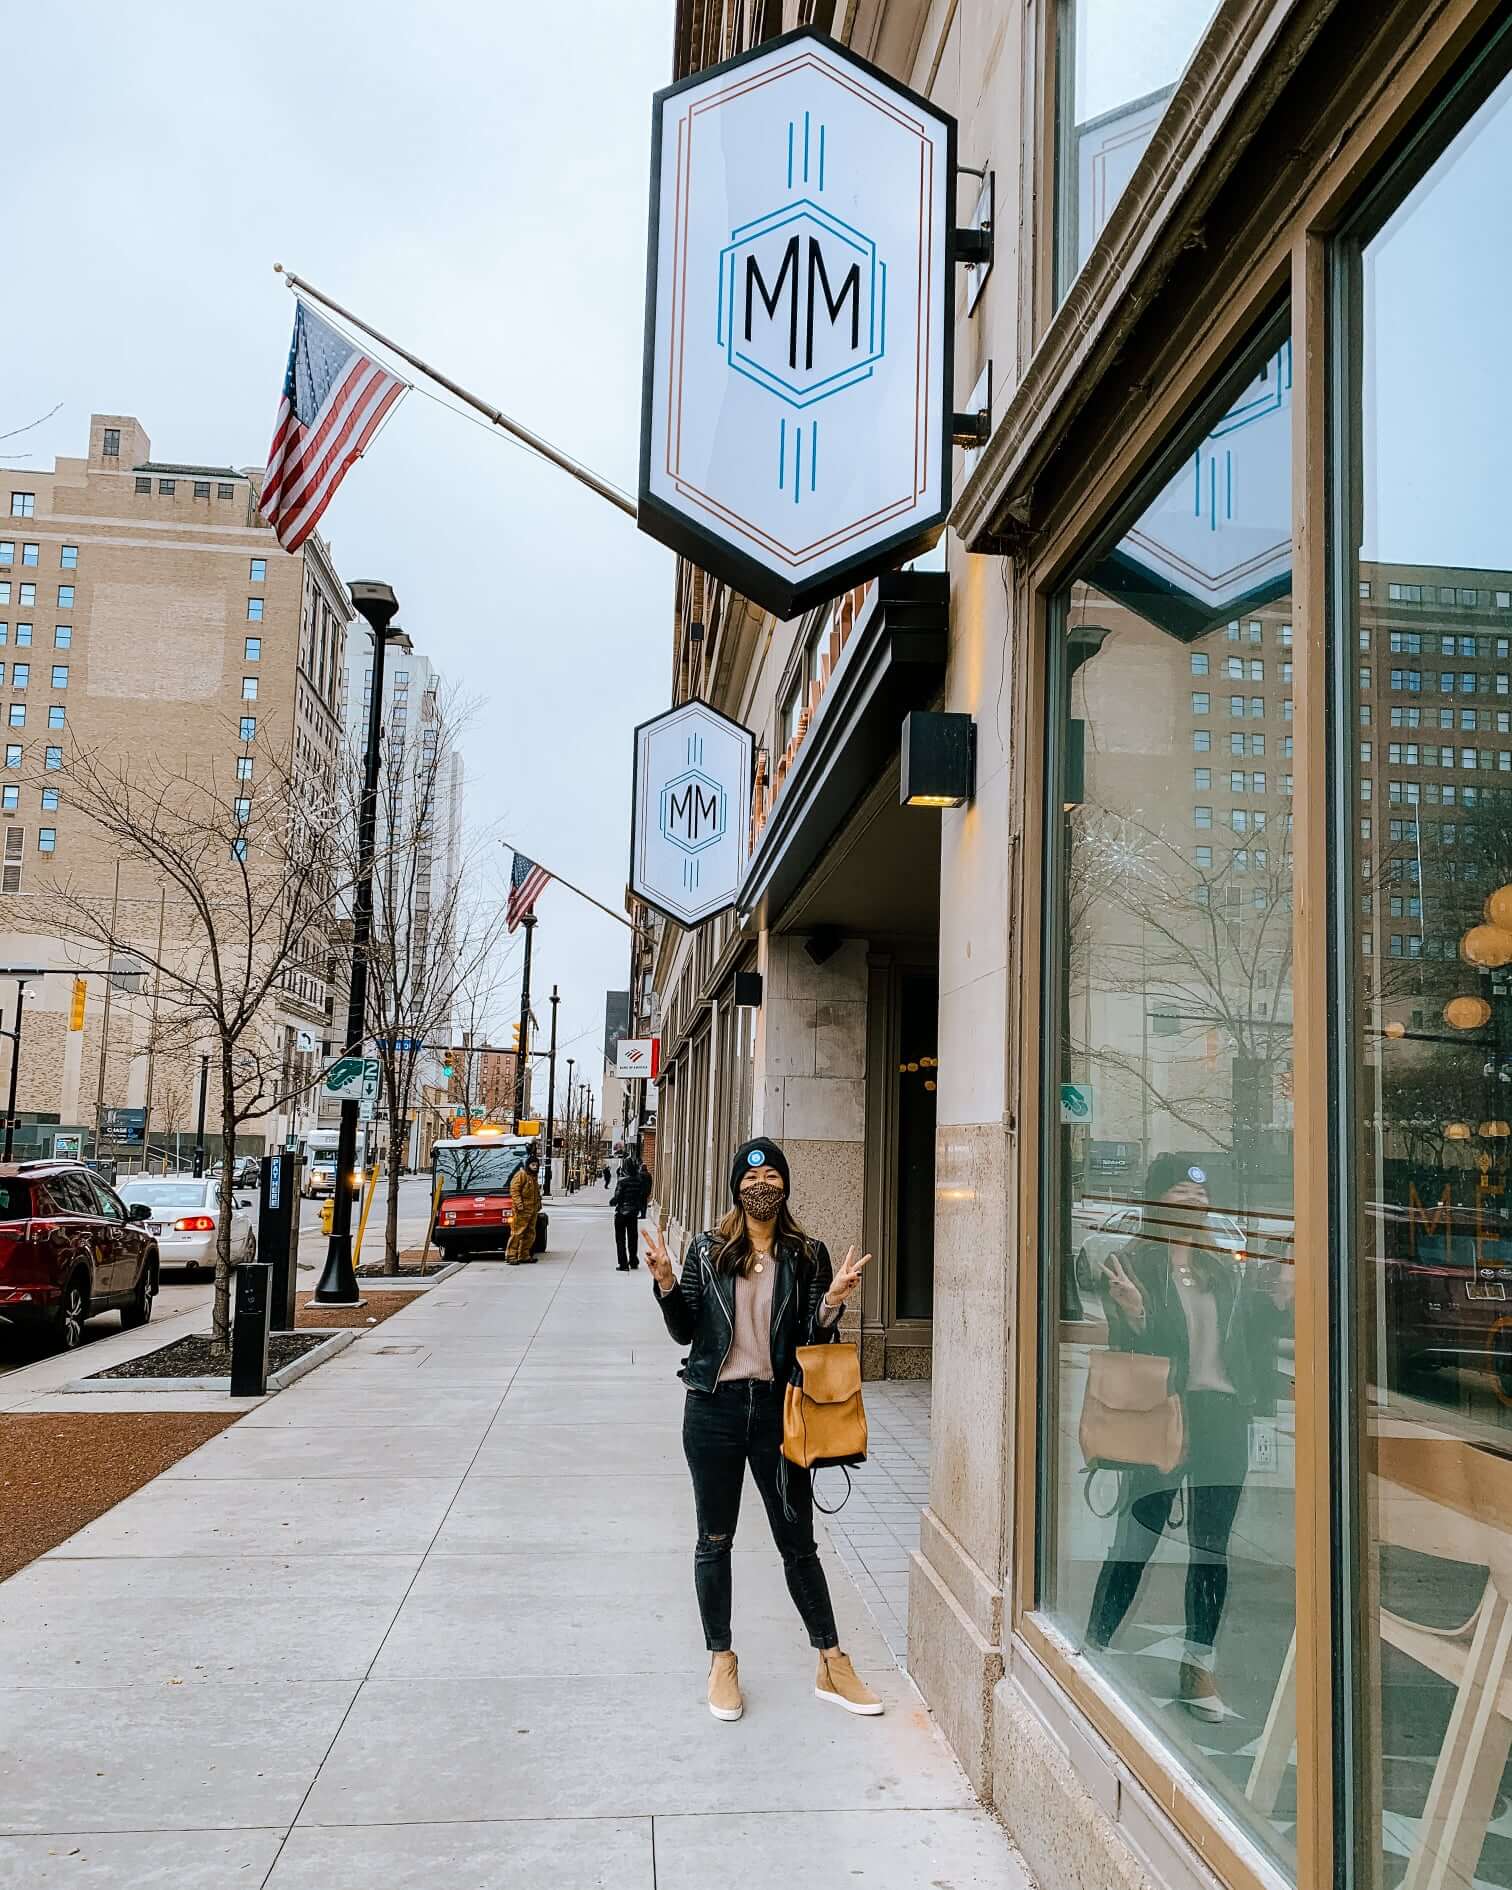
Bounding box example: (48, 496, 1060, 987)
(740, 1181, 785, 1221)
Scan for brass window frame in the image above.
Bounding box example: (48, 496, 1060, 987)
(1007, 6, 1507, 1888)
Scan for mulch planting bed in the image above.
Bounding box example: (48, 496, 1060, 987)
(295, 1290, 422, 1328)
(0, 1412, 240, 1580)
(88, 1332, 327, 1381)
(355, 1249, 445, 1276)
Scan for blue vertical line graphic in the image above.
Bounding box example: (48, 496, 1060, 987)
(794, 427, 803, 504)
(778, 417, 787, 489)
(879, 262, 887, 354)
(803, 113, 810, 183)
(818, 124, 826, 190)
(810, 423, 818, 493)
(1193, 449, 1201, 516)
(787, 123, 794, 189)
(1208, 460, 1217, 530)
(1225, 451, 1233, 521)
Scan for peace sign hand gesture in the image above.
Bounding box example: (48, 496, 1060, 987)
(641, 1224, 677, 1293)
(824, 1246, 873, 1308)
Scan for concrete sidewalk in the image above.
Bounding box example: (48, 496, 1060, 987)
(0, 1199, 1029, 1890)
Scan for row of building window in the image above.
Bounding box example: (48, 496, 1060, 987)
(1382, 668, 1510, 694)
(1193, 770, 1293, 793)
(1193, 731, 1294, 755)
(0, 543, 75, 569)
(132, 477, 237, 500)
(1193, 807, 1293, 832)
(1388, 631, 1511, 656)
(3, 746, 64, 770)
(1380, 581, 1512, 608)
(0, 667, 70, 689)
(1191, 693, 1296, 719)
(1190, 654, 1294, 681)
(1377, 743, 1512, 767)
(0, 628, 72, 649)
(1384, 705, 1510, 729)
(1371, 779, 1512, 806)
(5, 707, 66, 729)
(0, 585, 72, 608)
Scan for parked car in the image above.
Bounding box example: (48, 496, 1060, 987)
(1073, 1201, 1248, 1295)
(118, 1174, 256, 1275)
(303, 1161, 337, 1199)
(430, 1132, 547, 1258)
(0, 1161, 158, 1353)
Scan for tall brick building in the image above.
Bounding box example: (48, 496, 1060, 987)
(0, 413, 352, 1155)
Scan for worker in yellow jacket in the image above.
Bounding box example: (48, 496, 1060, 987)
(507, 1150, 542, 1263)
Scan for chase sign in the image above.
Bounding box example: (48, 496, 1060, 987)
(632, 701, 753, 928)
(640, 29, 955, 620)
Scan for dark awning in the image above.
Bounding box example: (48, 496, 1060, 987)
(739, 570, 950, 925)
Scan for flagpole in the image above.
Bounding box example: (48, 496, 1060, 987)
(274, 265, 638, 522)
(502, 842, 644, 935)
(512, 915, 536, 1135)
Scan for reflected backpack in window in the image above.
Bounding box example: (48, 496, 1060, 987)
(1079, 1350, 1185, 1478)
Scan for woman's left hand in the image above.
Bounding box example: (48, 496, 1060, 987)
(825, 1246, 872, 1307)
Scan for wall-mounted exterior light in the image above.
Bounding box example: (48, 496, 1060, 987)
(900, 711, 976, 808)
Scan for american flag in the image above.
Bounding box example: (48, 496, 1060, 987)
(507, 851, 551, 932)
(260, 300, 407, 552)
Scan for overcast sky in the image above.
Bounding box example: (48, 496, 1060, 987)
(6, 0, 675, 1113)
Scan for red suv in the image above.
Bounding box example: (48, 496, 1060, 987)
(0, 1163, 159, 1353)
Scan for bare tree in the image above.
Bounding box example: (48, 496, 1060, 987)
(32, 726, 352, 1343)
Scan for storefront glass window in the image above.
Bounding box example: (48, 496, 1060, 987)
(1055, 0, 1216, 301)
(1042, 328, 1297, 1870)
(1342, 61, 1512, 1890)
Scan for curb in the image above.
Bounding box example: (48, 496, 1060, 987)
(355, 1259, 463, 1289)
(60, 1328, 357, 1395)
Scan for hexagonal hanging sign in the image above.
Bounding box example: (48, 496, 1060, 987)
(631, 700, 754, 928)
(640, 28, 955, 621)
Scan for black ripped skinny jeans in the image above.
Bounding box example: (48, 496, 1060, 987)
(682, 1378, 838, 1653)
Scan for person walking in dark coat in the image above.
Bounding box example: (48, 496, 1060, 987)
(611, 1156, 644, 1270)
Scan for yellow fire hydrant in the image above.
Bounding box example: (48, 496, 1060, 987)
(319, 1196, 335, 1236)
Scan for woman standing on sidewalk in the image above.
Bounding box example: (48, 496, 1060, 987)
(641, 1135, 879, 1724)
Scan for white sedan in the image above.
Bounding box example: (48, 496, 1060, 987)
(118, 1175, 257, 1275)
(1073, 1202, 1247, 1295)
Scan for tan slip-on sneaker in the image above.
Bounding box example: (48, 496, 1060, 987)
(708, 1651, 743, 1721)
(815, 1650, 884, 1716)
(1178, 1659, 1227, 1723)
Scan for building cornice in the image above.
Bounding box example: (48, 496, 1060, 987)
(951, 0, 1336, 554)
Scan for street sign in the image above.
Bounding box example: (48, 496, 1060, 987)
(639, 27, 955, 620)
(631, 701, 753, 928)
(324, 1055, 379, 1102)
(358, 1098, 375, 1123)
(101, 1106, 146, 1146)
(615, 1037, 661, 1080)
(1059, 1084, 1095, 1126)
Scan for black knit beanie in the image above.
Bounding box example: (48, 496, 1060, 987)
(1145, 1152, 1208, 1201)
(730, 1136, 791, 1204)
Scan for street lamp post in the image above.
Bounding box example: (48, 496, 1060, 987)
(192, 1054, 209, 1178)
(544, 984, 559, 1197)
(0, 969, 46, 1160)
(315, 581, 411, 1306)
(564, 1056, 575, 1191)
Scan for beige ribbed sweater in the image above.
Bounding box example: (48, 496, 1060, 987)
(717, 1258, 842, 1383)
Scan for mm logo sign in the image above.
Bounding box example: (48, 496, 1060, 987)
(640, 28, 954, 620)
(632, 701, 753, 929)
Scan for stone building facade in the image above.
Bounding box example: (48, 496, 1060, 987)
(0, 412, 351, 1157)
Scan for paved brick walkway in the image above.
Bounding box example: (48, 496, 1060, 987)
(0, 1202, 1028, 1890)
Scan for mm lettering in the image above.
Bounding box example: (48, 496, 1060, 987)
(745, 235, 862, 372)
(667, 780, 722, 842)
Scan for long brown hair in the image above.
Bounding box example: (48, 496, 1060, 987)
(710, 1199, 812, 1277)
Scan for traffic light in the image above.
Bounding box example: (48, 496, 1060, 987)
(510, 1023, 521, 1052)
(68, 978, 86, 1032)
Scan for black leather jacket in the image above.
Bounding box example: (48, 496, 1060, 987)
(654, 1229, 837, 1393)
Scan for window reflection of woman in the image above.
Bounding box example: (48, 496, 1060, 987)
(1085, 1154, 1292, 1720)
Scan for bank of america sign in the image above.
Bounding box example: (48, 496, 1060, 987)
(640, 29, 955, 620)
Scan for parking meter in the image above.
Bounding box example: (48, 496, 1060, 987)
(231, 1261, 272, 1396)
(258, 1150, 302, 1331)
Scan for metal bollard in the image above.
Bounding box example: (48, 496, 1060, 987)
(230, 1261, 272, 1397)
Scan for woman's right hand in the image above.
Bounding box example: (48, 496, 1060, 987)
(642, 1224, 677, 1292)
(1104, 1254, 1146, 1328)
